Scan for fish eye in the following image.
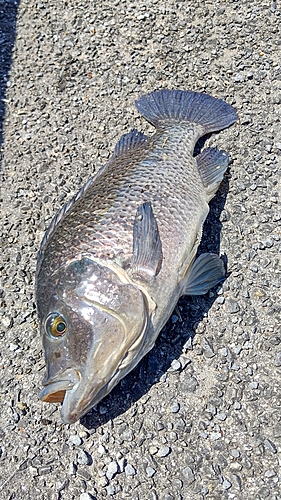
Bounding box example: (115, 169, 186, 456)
(45, 313, 67, 338)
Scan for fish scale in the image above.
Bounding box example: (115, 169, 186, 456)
(36, 89, 238, 423)
(39, 126, 204, 278)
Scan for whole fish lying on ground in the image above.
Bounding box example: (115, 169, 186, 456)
(36, 89, 238, 424)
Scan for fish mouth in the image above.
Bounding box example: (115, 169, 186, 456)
(40, 368, 81, 404)
(60, 376, 106, 424)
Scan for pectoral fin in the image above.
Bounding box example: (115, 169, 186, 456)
(130, 202, 163, 280)
(183, 253, 225, 296)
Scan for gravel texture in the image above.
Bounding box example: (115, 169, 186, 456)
(0, 0, 280, 499)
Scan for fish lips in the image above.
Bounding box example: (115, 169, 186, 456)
(40, 367, 103, 424)
(40, 368, 81, 405)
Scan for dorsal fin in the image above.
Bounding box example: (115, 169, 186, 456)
(111, 129, 148, 160)
(196, 147, 229, 197)
(36, 176, 94, 268)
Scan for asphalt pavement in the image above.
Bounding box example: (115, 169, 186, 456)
(0, 0, 280, 499)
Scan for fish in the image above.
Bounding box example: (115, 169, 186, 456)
(36, 89, 238, 424)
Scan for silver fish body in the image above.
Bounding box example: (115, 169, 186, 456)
(36, 89, 237, 423)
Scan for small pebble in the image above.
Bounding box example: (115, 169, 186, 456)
(125, 464, 136, 476)
(274, 352, 281, 367)
(68, 435, 83, 447)
(157, 446, 171, 457)
(80, 493, 95, 500)
(183, 337, 193, 351)
(181, 376, 198, 393)
(56, 480, 69, 492)
(201, 336, 215, 358)
(205, 405, 216, 416)
(97, 475, 108, 488)
(77, 450, 91, 466)
(68, 462, 77, 475)
(226, 298, 240, 314)
(201, 487, 209, 496)
(216, 412, 227, 421)
(182, 466, 195, 484)
(264, 238, 274, 248)
(170, 402, 180, 413)
(249, 381, 259, 389)
(250, 264, 258, 273)
(264, 469, 276, 478)
(264, 438, 277, 454)
(230, 463, 243, 473)
(78, 468, 91, 481)
(273, 424, 281, 438)
(210, 432, 221, 441)
(106, 461, 118, 480)
(149, 446, 158, 455)
(146, 466, 156, 477)
(179, 356, 191, 369)
(99, 405, 107, 415)
(170, 359, 181, 371)
(106, 484, 116, 496)
(233, 402, 242, 410)
(9, 343, 19, 351)
(258, 487, 270, 497)
(38, 466, 52, 475)
(97, 444, 107, 455)
(222, 478, 232, 490)
(233, 345, 242, 355)
(269, 336, 281, 346)
(220, 347, 228, 357)
(199, 431, 208, 439)
(2, 317, 12, 328)
(217, 296, 225, 304)
(156, 421, 164, 431)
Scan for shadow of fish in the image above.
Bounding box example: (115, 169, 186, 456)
(36, 89, 238, 424)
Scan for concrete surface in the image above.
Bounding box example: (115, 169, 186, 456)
(0, 0, 280, 499)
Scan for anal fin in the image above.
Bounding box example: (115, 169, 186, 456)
(183, 253, 225, 296)
(130, 202, 163, 280)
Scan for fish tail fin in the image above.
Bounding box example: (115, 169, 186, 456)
(135, 89, 238, 134)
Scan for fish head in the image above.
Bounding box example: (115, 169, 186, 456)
(37, 257, 149, 423)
